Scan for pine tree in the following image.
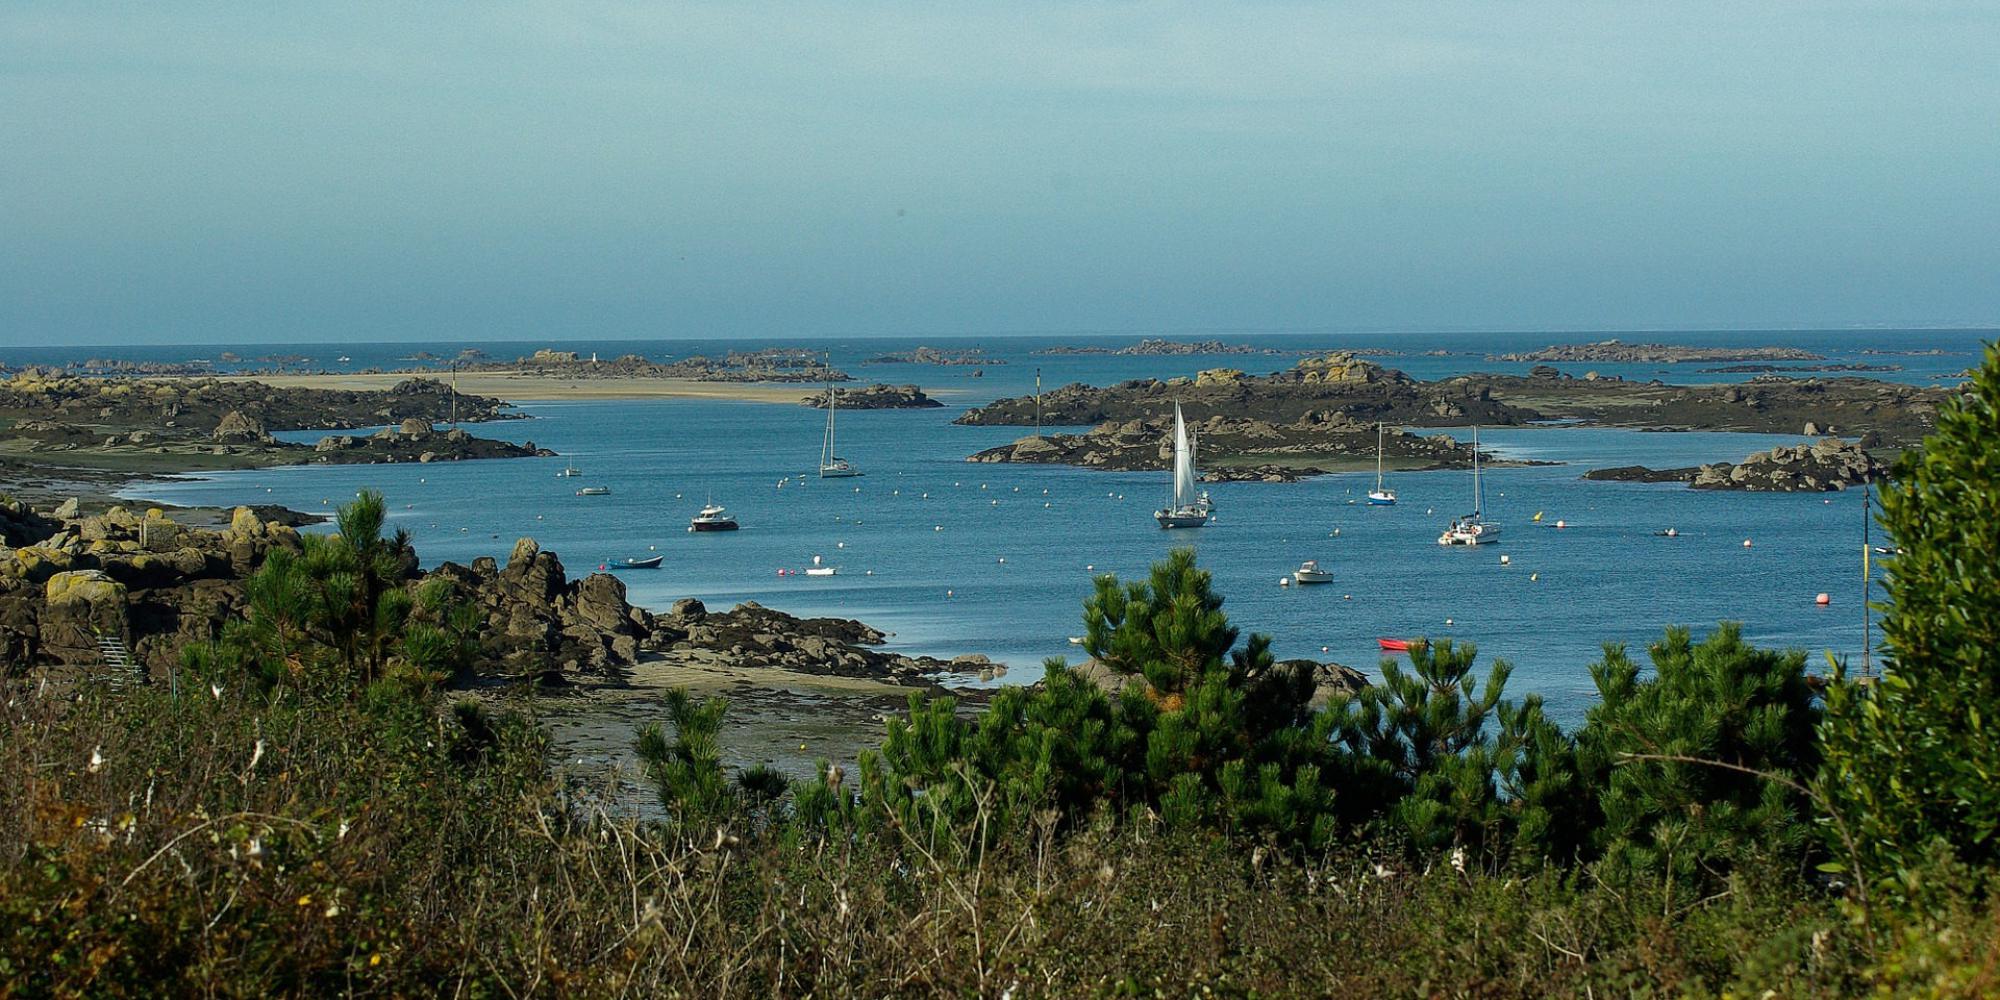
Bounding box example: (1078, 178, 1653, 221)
(1574, 625, 1819, 885)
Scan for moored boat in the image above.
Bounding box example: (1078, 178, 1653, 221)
(689, 501, 739, 532)
(1153, 403, 1212, 529)
(576, 486, 610, 496)
(618, 555, 663, 569)
(1292, 560, 1333, 584)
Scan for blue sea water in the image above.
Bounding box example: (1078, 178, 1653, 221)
(81, 329, 1985, 726)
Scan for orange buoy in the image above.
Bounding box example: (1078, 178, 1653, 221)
(1815, 593, 1831, 606)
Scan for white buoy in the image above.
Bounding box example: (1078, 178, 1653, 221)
(1499, 554, 1510, 564)
(934, 525, 943, 531)
(997, 557, 1006, 563)
(1743, 538, 1753, 548)
(1445, 618, 1455, 626)
(1333, 528, 1341, 536)
(1086, 564, 1095, 571)
(945, 589, 954, 597)
(1279, 578, 1291, 587)
(836, 542, 846, 548)
(1530, 572, 1539, 582)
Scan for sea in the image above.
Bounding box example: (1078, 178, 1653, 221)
(16, 329, 1989, 727)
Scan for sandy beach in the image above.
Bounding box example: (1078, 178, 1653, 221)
(199, 371, 955, 405)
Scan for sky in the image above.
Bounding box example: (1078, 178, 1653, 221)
(3, 2, 1997, 347)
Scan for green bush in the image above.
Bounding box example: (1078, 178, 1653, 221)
(1820, 340, 2000, 889)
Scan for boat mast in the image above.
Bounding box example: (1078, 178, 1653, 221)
(1862, 484, 1872, 679)
(1471, 425, 1483, 517)
(1376, 422, 1385, 490)
(822, 354, 836, 467)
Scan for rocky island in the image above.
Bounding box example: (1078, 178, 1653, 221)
(958, 353, 1953, 447)
(1487, 339, 1825, 363)
(1032, 338, 1291, 357)
(449, 348, 851, 383)
(1582, 438, 1888, 492)
(861, 346, 1004, 366)
(968, 413, 1482, 482)
(0, 371, 549, 483)
(799, 383, 943, 409)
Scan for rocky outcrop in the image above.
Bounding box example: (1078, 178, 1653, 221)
(1488, 340, 1824, 363)
(1069, 655, 1367, 708)
(1032, 339, 1287, 357)
(862, 347, 1004, 366)
(959, 355, 1954, 447)
(449, 349, 850, 383)
(967, 411, 1484, 481)
(1583, 438, 1888, 492)
(1690, 438, 1888, 492)
(212, 410, 274, 443)
(799, 384, 943, 409)
(303, 425, 555, 465)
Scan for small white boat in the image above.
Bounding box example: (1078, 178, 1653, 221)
(803, 554, 837, 577)
(1292, 560, 1334, 584)
(556, 459, 581, 478)
(576, 486, 610, 496)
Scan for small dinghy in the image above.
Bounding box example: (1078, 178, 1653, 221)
(576, 486, 610, 496)
(618, 555, 663, 570)
(1377, 638, 1411, 653)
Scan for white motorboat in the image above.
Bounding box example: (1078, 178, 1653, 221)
(1153, 403, 1212, 529)
(803, 554, 838, 576)
(575, 486, 610, 496)
(1439, 426, 1501, 546)
(689, 501, 739, 532)
(1292, 560, 1334, 584)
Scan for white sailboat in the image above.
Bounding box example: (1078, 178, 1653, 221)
(556, 457, 581, 478)
(1154, 403, 1212, 529)
(1367, 422, 1397, 504)
(1439, 426, 1500, 546)
(818, 363, 861, 478)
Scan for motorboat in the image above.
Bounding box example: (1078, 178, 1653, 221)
(1153, 403, 1212, 529)
(1292, 560, 1334, 585)
(618, 555, 663, 569)
(689, 502, 739, 532)
(1367, 422, 1397, 505)
(1438, 426, 1501, 546)
(575, 486, 610, 496)
(803, 554, 837, 576)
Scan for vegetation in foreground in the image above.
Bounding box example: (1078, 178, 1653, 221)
(5, 344, 2000, 996)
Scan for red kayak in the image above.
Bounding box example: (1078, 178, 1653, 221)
(1377, 638, 1410, 653)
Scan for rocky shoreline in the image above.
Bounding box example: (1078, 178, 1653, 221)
(0, 499, 985, 691)
(446, 348, 851, 383)
(1582, 438, 1888, 492)
(1032, 338, 1292, 357)
(1487, 340, 1825, 363)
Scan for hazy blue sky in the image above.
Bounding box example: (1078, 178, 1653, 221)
(3, 2, 1996, 346)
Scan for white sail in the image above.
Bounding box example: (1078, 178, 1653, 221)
(1471, 425, 1483, 516)
(1375, 422, 1385, 489)
(1171, 404, 1197, 507)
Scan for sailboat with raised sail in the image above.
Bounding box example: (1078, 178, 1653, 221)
(818, 358, 861, 478)
(1439, 425, 1500, 545)
(1154, 403, 1213, 528)
(1367, 422, 1397, 504)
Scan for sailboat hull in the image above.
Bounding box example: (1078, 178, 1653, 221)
(1155, 508, 1211, 529)
(818, 466, 862, 479)
(1366, 492, 1396, 505)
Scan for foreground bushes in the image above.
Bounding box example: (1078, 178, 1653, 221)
(10, 677, 1997, 996)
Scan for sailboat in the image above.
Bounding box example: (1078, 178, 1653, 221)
(1438, 426, 1500, 546)
(556, 457, 581, 478)
(1154, 403, 1212, 528)
(818, 362, 861, 478)
(1367, 422, 1397, 505)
